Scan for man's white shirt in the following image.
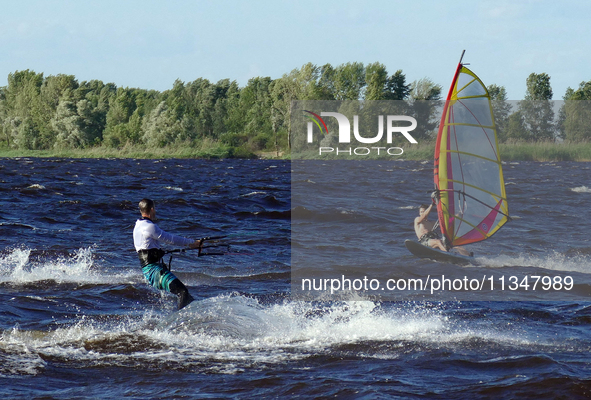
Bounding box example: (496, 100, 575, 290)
(133, 218, 193, 251)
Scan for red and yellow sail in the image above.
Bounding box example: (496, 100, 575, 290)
(434, 63, 509, 247)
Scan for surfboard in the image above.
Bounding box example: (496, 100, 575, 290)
(405, 240, 476, 265)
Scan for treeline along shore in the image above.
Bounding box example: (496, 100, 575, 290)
(1, 62, 590, 160)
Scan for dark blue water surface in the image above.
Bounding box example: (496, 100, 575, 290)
(0, 158, 590, 399)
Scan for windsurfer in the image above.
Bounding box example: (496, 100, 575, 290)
(133, 198, 202, 310)
(414, 203, 448, 252)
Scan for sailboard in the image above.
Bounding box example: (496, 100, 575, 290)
(405, 239, 476, 265)
(407, 51, 510, 263)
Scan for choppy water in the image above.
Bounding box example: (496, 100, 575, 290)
(1, 158, 590, 399)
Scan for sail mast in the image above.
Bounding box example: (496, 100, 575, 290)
(434, 51, 466, 245)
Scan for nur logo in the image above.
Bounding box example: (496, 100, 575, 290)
(303, 110, 418, 156)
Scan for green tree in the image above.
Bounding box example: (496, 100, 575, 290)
(211, 79, 240, 137)
(33, 74, 80, 147)
(239, 77, 274, 149)
(364, 62, 388, 100)
(408, 78, 442, 140)
(385, 70, 411, 100)
(270, 64, 320, 150)
(183, 78, 210, 139)
(74, 80, 117, 145)
(141, 101, 183, 147)
(0, 86, 8, 147)
(518, 73, 555, 141)
(316, 64, 337, 100)
(333, 62, 366, 100)
(102, 87, 150, 147)
(504, 110, 529, 141)
(52, 96, 86, 148)
(561, 81, 591, 141)
(487, 84, 512, 142)
(3, 70, 45, 149)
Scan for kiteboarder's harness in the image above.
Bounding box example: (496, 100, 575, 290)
(137, 248, 180, 271)
(138, 248, 167, 268)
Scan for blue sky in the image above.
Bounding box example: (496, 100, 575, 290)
(0, 0, 588, 100)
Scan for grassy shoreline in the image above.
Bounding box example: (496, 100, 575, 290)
(398, 142, 591, 162)
(1, 142, 591, 161)
(0, 140, 258, 160)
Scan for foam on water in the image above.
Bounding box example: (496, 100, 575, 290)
(240, 191, 268, 197)
(26, 184, 46, 190)
(476, 251, 591, 274)
(0, 293, 557, 376)
(0, 345, 47, 377)
(571, 186, 591, 193)
(0, 247, 136, 285)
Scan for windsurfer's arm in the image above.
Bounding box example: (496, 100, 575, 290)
(415, 203, 434, 225)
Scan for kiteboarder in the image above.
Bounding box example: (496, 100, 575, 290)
(133, 198, 202, 310)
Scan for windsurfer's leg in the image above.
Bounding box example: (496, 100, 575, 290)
(454, 246, 471, 256)
(169, 278, 194, 310)
(429, 239, 448, 252)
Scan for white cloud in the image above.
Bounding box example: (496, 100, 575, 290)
(480, 0, 528, 19)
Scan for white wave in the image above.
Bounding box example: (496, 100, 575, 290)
(0, 247, 31, 280)
(0, 247, 137, 285)
(0, 293, 545, 373)
(475, 251, 591, 274)
(240, 191, 267, 197)
(165, 186, 183, 192)
(26, 184, 45, 190)
(0, 331, 47, 377)
(571, 186, 591, 193)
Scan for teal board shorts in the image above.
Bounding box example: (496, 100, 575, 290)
(141, 262, 178, 292)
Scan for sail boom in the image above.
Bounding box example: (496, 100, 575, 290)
(440, 185, 509, 205)
(439, 188, 510, 219)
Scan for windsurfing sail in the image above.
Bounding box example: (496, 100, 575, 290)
(434, 52, 510, 247)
